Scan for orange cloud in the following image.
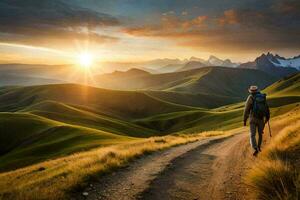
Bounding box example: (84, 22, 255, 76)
(123, 15, 208, 36)
(218, 9, 239, 26)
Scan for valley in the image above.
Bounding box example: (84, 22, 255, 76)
(0, 55, 299, 200)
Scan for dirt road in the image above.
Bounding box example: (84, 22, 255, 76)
(78, 131, 256, 200)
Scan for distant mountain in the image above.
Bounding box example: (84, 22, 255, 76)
(177, 61, 207, 71)
(0, 63, 108, 86)
(158, 64, 185, 73)
(239, 53, 299, 77)
(0, 73, 64, 86)
(189, 56, 207, 63)
(158, 55, 238, 73)
(207, 55, 238, 67)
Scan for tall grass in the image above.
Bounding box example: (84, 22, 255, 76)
(0, 131, 226, 200)
(246, 108, 300, 200)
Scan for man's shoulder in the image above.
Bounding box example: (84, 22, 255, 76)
(246, 94, 254, 100)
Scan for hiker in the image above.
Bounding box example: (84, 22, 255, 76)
(243, 86, 270, 156)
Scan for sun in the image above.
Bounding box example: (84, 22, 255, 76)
(79, 53, 93, 68)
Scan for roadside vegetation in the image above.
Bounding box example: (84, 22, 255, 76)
(246, 107, 300, 200)
(0, 131, 228, 200)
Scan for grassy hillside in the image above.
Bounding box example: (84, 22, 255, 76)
(0, 72, 298, 174)
(137, 72, 300, 134)
(96, 67, 277, 99)
(0, 84, 191, 119)
(264, 72, 300, 96)
(96, 67, 211, 90)
(0, 112, 133, 172)
(247, 107, 300, 200)
(22, 100, 157, 137)
(0, 131, 227, 200)
(0, 70, 298, 200)
(145, 90, 242, 108)
(0, 84, 191, 171)
(166, 67, 276, 97)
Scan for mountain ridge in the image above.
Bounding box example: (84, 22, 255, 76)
(239, 52, 299, 77)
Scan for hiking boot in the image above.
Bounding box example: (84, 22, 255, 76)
(258, 146, 261, 152)
(253, 148, 259, 157)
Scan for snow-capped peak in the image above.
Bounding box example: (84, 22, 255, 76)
(265, 53, 300, 70)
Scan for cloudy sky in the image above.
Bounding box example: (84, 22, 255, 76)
(0, 0, 299, 64)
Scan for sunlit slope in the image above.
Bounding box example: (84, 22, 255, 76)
(264, 72, 300, 96)
(135, 109, 242, 133)
(137, 73, 300, 133)
(166, 67, 276, 97)
(0, 84, 191, 119)
(21, 100, 157, 137)
(0, 112, 132, 172)
(97, 67, 276, 98)
(145, 90, 241, 108)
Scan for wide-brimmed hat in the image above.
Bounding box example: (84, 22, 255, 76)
(248, 85, 258, 93)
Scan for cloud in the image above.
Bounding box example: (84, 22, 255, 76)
(123, 15, 208, 37)
(0, 0, 120, 49)
(272, 0, 300, 15)
(123, 1, 300, 52)
(218, 9, 238, 26)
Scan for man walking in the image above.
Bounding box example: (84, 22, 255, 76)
(244, 86, 270, 156)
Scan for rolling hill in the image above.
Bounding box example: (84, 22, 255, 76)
(136, 72, 300, 133)
(96, 67, 277, 99)
(0, 71, 299, 173)
(0, 84, 191, 119)
(0, 112, 134, 171)
(264, 73, 300, 96)
(144, 90, 241, 108)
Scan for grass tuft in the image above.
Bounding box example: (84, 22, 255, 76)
(246, 108, 300, 200)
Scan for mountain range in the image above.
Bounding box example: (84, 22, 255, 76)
(157, 55, 238, 73)
(239, 52, 299, 77)
(0, 53, 299, 88)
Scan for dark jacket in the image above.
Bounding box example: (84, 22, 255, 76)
(243, 92, 270, 123)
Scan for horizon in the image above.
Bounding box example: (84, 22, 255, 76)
(0, 51, 299, 66)
(0, 0, 300, 65)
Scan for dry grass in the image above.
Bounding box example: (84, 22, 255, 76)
(246, 107, 300, 200)
(0, 130, 228, 200)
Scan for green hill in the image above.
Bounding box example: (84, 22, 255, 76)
(264, 73, 300, 96)
(22, 100, 157, 137)
(96, 67, 277, 99)
(165, 67, 276, 97)
(0, 84, 191, 119)
(137, 72, 300, 133)
(0, 72, 298, 172)
(145, 90, 242, 108)
(0, 112, 133, 172)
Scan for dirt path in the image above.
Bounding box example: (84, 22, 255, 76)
(139, 132, 253, 200)
(77, 131, 255, 200)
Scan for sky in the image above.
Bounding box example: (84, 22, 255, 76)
(0, 0, 299, 64)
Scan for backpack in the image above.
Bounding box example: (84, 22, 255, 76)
(252, 93, 268, 119)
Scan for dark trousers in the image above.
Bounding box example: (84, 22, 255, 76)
(249, 120, 265, 149)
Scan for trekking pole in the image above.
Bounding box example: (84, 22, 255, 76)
(267, 121, 272, 138)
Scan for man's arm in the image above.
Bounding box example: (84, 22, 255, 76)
(243, 95, 253, 125)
